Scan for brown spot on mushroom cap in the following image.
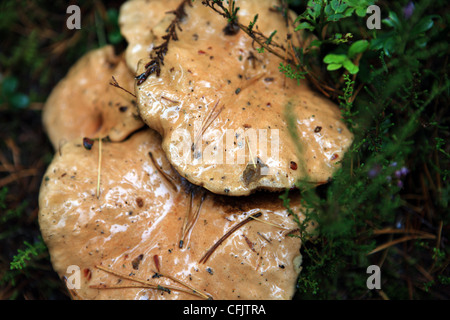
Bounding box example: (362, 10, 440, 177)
(42, 45, 144, 150)
(130, 0, 354, 196)
(39, 129, 304, 300)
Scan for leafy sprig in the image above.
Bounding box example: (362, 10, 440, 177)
(323, 40, 369, 74)
(201, 0, 295, 64)
(279, 62, 307, 85)
(10, 238, 47, 270)
(135, 0, 191, 85)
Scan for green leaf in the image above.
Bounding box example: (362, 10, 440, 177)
(336, 3, 348, 14)
(383, 11, 401, 29)
(330, 0, 339, 11)
(348, 40, 369, 58)
(382, 37, 397, 56)
(343, 59, 359, 74)
(295, 21, 315, 31)
(308, 1, 322, 19)
(323, 53, 347, 64)
(355, 7, 367, 17)
(324, 3, 332, 16)
(328, 13, 345, 21)
(411, 16, 435, 35)
(247, 14, 258, 33)
(327, 63, 342, 71)
(370, 32, 397, 56)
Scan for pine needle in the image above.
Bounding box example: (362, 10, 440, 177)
(180, 191, 205, 248)
(96, 137, 102, 199)
(148, 151, 178, 191)
(249, 214, 290, 230)
(193, 100, 224, 152)
(245, 136, 256, 168)
(199, 212, 262, 264)
(92, 265, 209, 299)
(368, 234, 436, 255)
(109, 76, 136, 98)
(153, 270, 212, 300)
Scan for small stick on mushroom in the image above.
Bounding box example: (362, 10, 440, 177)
(245, 136, 257, 169)
(96, 137, 102, 199)
(92, 265, 210, 299)
(192, 100, 224, 152)
(148, 151, 178, 191)
(152, 255, 212, 300)
(180, 190, 206, 248)
(160, 95, 180, 104)
(199, 212, 262, 264)
(151, 269, 213, 300)
(109, 76, 136, 98)
(248, 214, 290, 230)
(179, 190, 193, 248)
(257, 231, 272, 244)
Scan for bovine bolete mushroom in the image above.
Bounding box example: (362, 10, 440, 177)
(39, 129, 304, 300)
(42, 45, 144, 149)
(129, 0, 354, 196)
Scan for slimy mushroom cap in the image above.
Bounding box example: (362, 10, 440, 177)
(132, 0, 354, 196)
(39, 129, 304, 300)
(42, 45, 144, 149)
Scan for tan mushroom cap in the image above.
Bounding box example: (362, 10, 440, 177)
(39, 129, 304, 300)
(119, 0, 181, 72)
(42, 45, 144, 150)
(133, 0, 354, 196)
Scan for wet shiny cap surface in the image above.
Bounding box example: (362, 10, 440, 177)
(39, 129, 304, 300)
(132, 0, 354, 196)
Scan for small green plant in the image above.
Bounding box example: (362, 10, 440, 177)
(338, 74, 356, 127)
(323, 39, 369, 74)
(279, 63, 308, 84)
(10, 238, 47, 271)
(371, 9, 439, 57)
(294, 0, 374, 37)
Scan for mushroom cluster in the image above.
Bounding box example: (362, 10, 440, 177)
(39, 0, 353, 300)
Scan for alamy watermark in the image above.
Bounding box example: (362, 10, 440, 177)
(66, 5, 81, 30)
(366, 265, 381, 289)
(366, 5, 382, 30)
(66, 4, 383, 31)
(168, 120, 279, 174)
(65, 265, 81, 290)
